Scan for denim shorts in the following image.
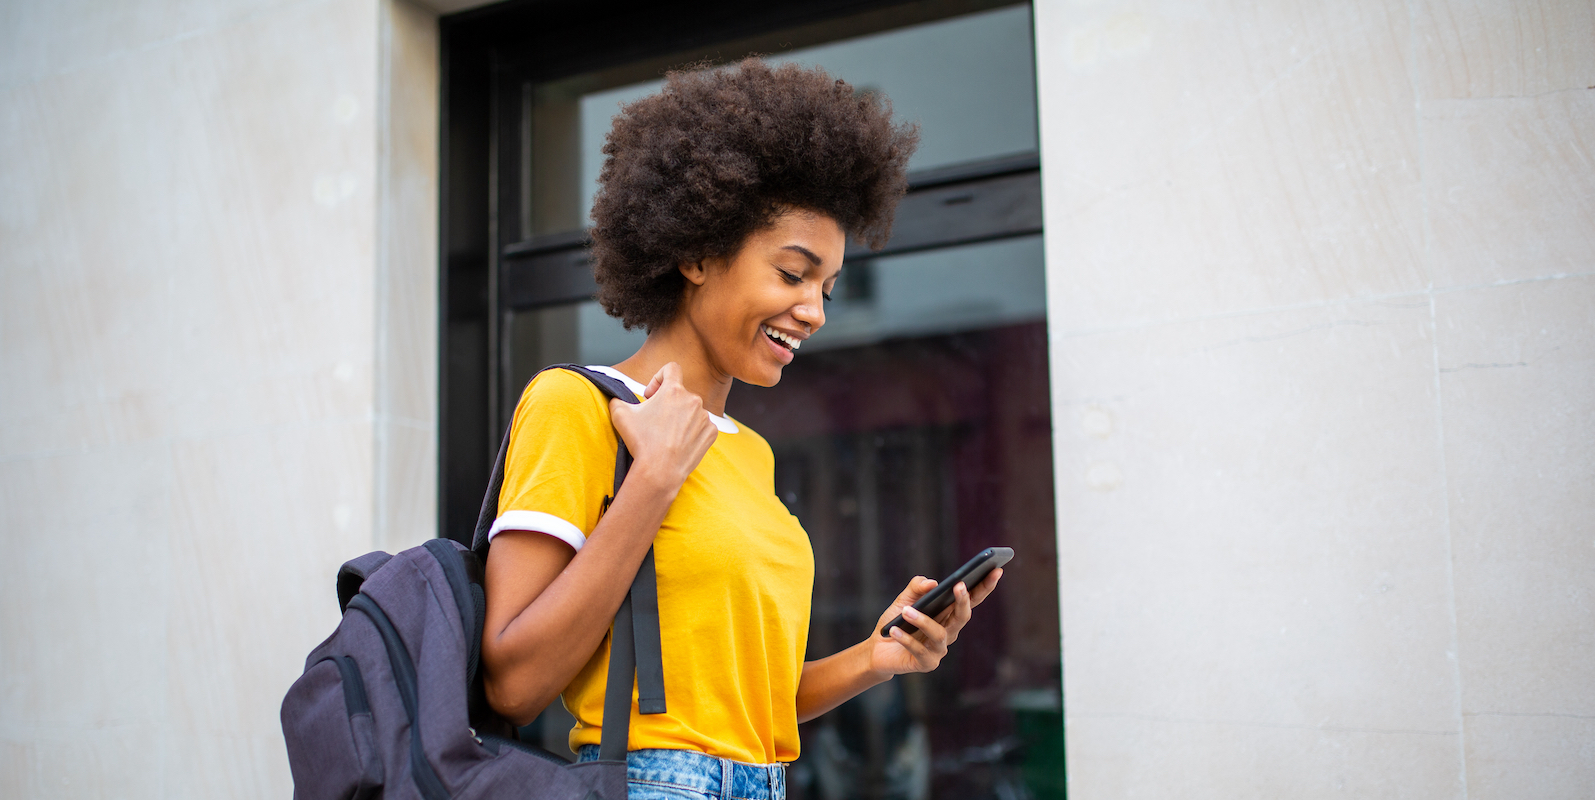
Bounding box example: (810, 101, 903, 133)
(575, 745, 786, 800)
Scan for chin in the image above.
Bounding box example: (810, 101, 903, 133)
(739, 363, 784, 388)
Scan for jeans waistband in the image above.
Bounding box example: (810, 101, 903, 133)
(576, 745, 786, 800)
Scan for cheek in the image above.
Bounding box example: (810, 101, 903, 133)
(694, 285, 762, 352)
(707, 277, 780, 326)
(693, 263, 792, 350)
(706, 287, 756, 330)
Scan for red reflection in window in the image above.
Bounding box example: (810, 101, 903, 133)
(731, 321, 1063, 800)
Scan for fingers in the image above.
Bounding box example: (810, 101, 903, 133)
(608, 362, 717, 488)
(890, 606, 947, 670)
(882, 576, 937, 620)
(645, 362, 681, 399)
(941, 580, 974, 625)
(893, 576, 937, 606)
(876, 568, 1005, 677)
(900, 605, 949, 650)
(887, 626, 933, 664)
(691, 413, 718, 455)
(928, 581, 973, 645)
(887, 624, 942, 669)
(968, 568, 1003, 608)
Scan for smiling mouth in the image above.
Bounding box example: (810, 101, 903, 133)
(762, 325, 801, 352)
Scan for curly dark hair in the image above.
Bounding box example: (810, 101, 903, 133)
(589, 58, 919, 331)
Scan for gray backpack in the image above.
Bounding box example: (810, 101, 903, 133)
(281, 365, 666, 799)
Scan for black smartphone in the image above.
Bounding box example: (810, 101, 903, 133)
(880, 547, 1013, 637)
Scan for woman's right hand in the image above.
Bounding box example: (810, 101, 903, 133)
(608, 362, 718, 493)
(483, 362, 715, 723)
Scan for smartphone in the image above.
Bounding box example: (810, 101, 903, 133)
(880, 547, 1013, 638)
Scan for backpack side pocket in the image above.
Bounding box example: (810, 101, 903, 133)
(281, 656, 386, 799)
(333, 656, 384, 798)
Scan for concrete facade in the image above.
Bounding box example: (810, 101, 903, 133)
(0, 0, 1589, 797)
(1035, 0, 1594, 797)
(0, 0, 437, 795)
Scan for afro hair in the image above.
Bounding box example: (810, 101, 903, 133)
(588, 57, 919, 331)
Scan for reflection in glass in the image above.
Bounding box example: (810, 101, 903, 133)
(736, 320, 1060, 800)
(507, 234, 1045, 385)
(731, 235, 1059, 800)
(516, 4, 1038, 235)
(816, 235, 1046, 352)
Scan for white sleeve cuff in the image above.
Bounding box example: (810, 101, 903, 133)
(486, 510, 587, 551)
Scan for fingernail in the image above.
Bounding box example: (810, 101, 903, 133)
(890, 627, 904, 638)
(903, 607, 920, 620)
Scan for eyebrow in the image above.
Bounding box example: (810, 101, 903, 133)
(781, 244, 822, 266)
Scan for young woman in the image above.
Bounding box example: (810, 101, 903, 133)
(480, 59, 1003, 800)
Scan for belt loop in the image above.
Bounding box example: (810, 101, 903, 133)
(720, 755, 733, 800)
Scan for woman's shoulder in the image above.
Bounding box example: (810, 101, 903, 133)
(720, 416, 776, 465)
(512, 367, 611, 423)
(724, 416, 770, 448)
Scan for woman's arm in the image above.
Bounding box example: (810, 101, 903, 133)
(795, 569, 1002, 723)
(481, 363, 718, 725)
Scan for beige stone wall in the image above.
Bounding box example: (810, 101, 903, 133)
(377, 0, 440, 555)
(1035, 0, 1593, 797)
(0, 0, 437, 795)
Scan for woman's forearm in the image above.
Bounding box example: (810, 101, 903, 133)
(795, 639, 892, 723)
(481, 464, 678, 724)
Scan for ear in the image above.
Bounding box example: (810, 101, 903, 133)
(678, 258, 708, 287)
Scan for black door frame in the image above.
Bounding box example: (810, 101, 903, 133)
(438, 0, 1041, 544)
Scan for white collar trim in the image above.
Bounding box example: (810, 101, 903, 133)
(587, 365, 739, 434)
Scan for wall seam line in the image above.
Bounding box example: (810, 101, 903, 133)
(1409, 0, 1469, 794)
(375, 0, 395, 553)
(1044, 270, 1595, 344)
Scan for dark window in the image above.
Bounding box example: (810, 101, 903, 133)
(440, 3, 1060, 797)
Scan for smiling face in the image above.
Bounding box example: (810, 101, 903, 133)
(676, 208, 846, 388)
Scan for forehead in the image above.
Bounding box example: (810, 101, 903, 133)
(745, 209, 846, 270)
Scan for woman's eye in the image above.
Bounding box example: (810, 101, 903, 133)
(822, 291, 832, 302)
(779, 270, 802, 285)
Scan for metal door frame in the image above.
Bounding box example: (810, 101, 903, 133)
(438, 0, 1041, 543)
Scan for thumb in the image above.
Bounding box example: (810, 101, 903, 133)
(647, 362, 681, 399)
(895, 576, 937, 606)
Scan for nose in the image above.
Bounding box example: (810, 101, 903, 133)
(792, 284, 826, 331)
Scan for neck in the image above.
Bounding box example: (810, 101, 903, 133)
(612, 319, 734, 416)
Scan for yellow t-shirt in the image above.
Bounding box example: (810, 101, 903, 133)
(491, 366, 815, 764)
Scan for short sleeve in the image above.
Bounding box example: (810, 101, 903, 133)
(490, 369, 618, 551)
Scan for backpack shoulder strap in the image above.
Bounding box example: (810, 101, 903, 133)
(466, 364, 664, 758)
(469, 365, 639, 560)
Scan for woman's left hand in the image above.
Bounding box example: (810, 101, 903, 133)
(867, 568, 1003, 677)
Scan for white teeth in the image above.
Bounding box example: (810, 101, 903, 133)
(763, 325, 801, 351)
